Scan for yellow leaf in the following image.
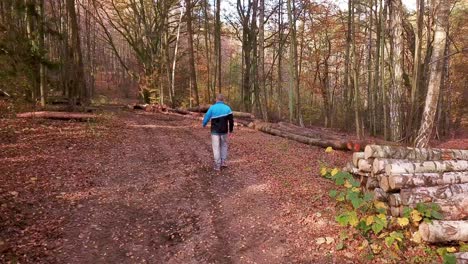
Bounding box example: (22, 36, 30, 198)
(370, 243, 382, 254)
(344, 180, 352, 188)
(366, 215, 374, 226)
(351, 187, 361, 193)
(331, 168, 339, 176)
(446, 247, 457, 253)
(349, 214, 359, 227)
(377, 214, 387, 220)
(374, 201, 388, 209)
(411, 231, 422, 244)
(320, 167, 328, 176)
(410, 210, 423, 223)
(325, 146, 333, 153)
(378, 232, 389, 239)
(397, 217, 409, 227)
(357, 240, 369, 251)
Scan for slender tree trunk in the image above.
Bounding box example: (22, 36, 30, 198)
(389, 0, 404, 142)
(258, 0, 268, 120)
(171, 7, 184, 105)
(286, 0, 302, 126)
(202, 0, 212, 101)
(39, 0, 46, 107)
(351, 1, 362, 139)
(215, 0, 222, 93)
(408, 0, 424, 140)
(185, 0, 199, 106)
(415, 1, 450, 147)
(67, 0, 87, 106)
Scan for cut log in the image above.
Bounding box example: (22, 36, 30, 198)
(378, 174, 393, 192)
(275, 122, 365, 151)
(390, 206, 403, 217)
(387, 171, 468, 191)
(358, 158, 374, 172)
(366, 176, 380, 190)
(253, 121, 351, 150)
(387, 193, 467, 207)
(343, 162, 356, 173)
(232, 111, 255, 119)
(419, 220, 468, 243)
(374, 188, 389, 202)
(364, 145, 468, 160)
(388, 194, 402, 207)
(454, 252, 468, 264)
(399, 183, 468, 205)
(16, 111, 97, 121)
(385, 160, 468, 175)
(390, 195, 468, 220)
(372, 158, 409, 174)
(352, 152, 365, 167)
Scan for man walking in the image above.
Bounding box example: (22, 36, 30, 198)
(202, 94, 234, 171)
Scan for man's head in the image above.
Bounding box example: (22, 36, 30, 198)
(216, 93, 225, 102)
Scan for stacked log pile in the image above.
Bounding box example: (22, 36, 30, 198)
(345, 145, 468, 243)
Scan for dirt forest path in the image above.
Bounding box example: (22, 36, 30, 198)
(1, 110, 353, 263)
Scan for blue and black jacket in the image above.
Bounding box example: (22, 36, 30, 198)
(202, 102, 234, 135)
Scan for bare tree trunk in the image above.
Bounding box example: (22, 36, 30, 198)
(408, 0, 424, 140)
(415, 1, 450, 147)
(185, 0, 199, 106)
(389, 0, 404, 142)
(215, 0, 222, 93)
(171, 7, 184, 105)
(66, 0, 87, 106)
(286, 0, 302, 126)
(351, 1, 362, 139)
(39, 0, 46, 107)
(258, 0, 268, 121)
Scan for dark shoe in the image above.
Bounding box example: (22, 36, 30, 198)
(221, 163, 228, 168)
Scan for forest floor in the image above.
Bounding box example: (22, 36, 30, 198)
(0, 108, 466, 263)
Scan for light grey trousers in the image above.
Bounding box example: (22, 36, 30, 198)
(211, 134, 228, 168)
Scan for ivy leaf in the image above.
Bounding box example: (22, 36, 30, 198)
(446, 247, 457, 253)
(349, 178, 361, 188)
(411, 210, 423, 223)
(460, 243, 468, 252)
(351, 197, 363, 209)
(363, 192, 374, 202)
(329, 190, 338, 198)
(385, 236, 395, 247)
(336, 213, 349, 226)
(366, 215, 374, 226)
(344, 180, 352, 188)
(431, 210, 444, 220)
(348, 211, 359, 227)
(372, 222, 384, 234)
(374, 201, 388, 210)
(320, 167, 328, 176)
(402, 207, 412, 218)
(397, 217, 409, 227)
(331, 168, 339, 176)
(443, 254, 456, 264)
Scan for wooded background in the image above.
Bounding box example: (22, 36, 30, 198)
(0, 0, 466, 146)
